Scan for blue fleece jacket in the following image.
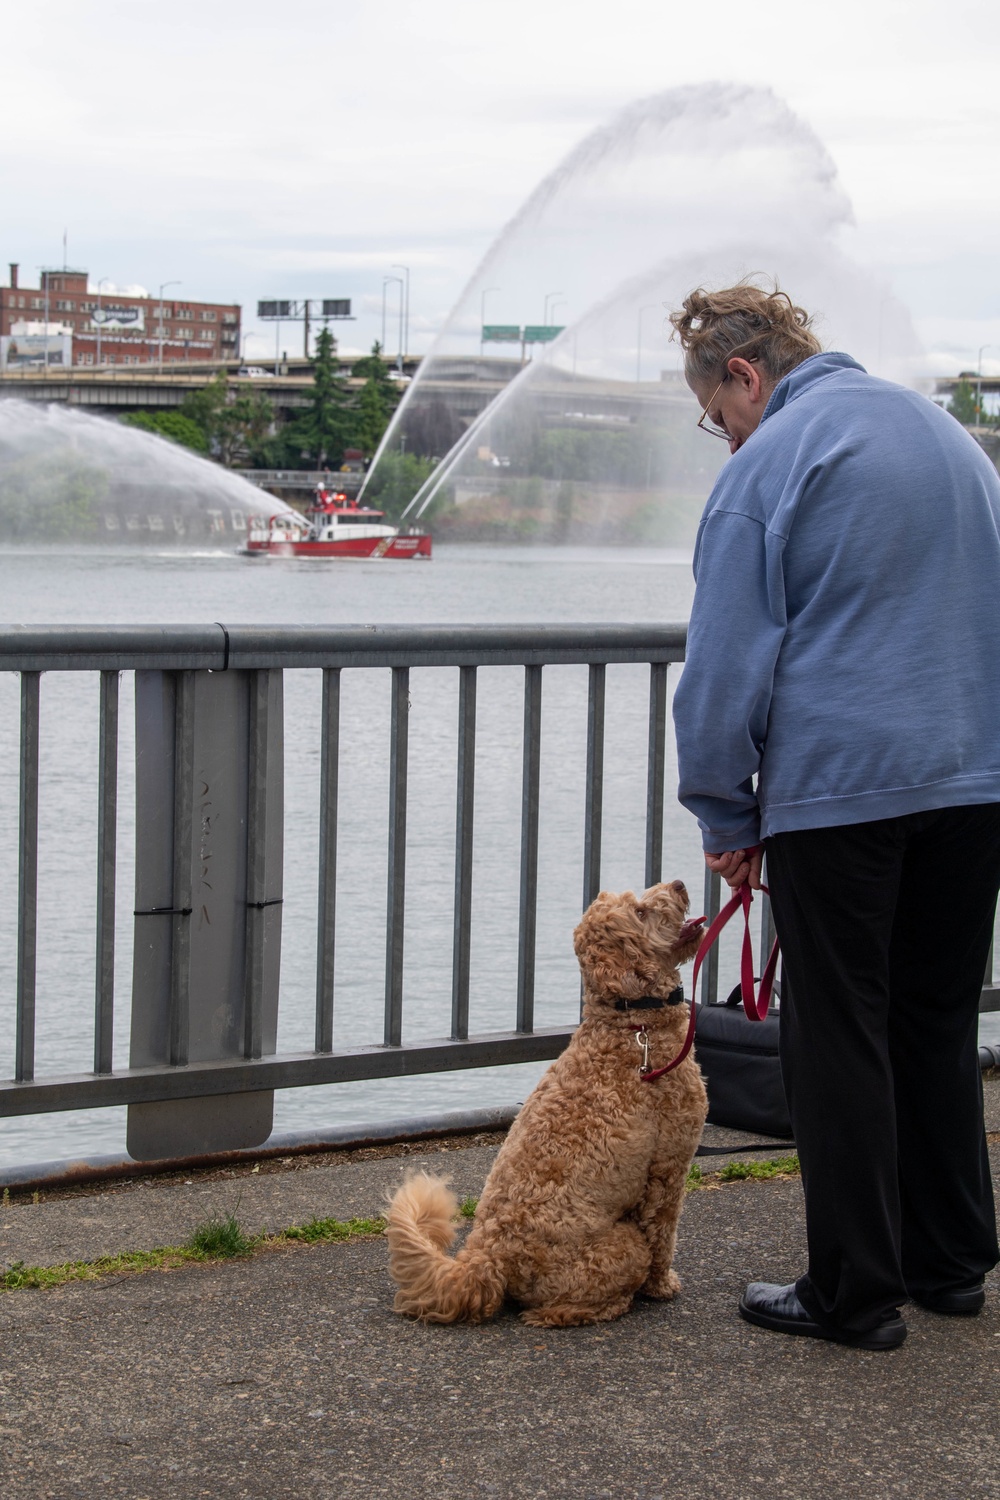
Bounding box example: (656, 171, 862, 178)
(672, 351, 1000, 851)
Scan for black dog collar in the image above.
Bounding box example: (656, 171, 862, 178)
(613, 986, 684, 1012)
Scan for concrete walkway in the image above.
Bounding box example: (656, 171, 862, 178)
(0, 1116, 998, 1499)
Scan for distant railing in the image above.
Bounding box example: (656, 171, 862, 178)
(0, 622, 996, 1160)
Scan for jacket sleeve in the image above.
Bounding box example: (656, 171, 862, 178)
(672, 508, 787, 852)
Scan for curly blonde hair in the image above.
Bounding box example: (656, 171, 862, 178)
(668, 279, 821, 388)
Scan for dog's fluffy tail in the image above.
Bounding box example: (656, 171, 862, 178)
(385, 1172, 505, 1324)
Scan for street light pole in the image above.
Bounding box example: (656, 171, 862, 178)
(157, 280, 181, 373)
(636, 304, 658, 384)
(543, 291, 564, 326)
(391, 264, 410, 365)
(480, 286, 500, 356)
(95, 277, 111, 367)
(383, 277, 403, 369)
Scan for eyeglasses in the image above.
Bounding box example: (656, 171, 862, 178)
(696, 375, 732, 440)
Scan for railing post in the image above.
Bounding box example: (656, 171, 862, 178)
(451, 665, 477, 1041)
(701, 864, 722, 1005)
(384, 666, 409, 1047)
(16, 672, 40, 1083)
(582, 663, 605, 912)
(516, 665, 542, 1033)
(94, 670, 119, 1074)
(315, 668, 341, 1052)
(645, 662, 668, 888)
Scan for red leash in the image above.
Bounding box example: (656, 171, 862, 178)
(639, 881, 780, 1082)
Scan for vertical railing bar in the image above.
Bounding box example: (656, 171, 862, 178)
(984, 928, 995, 992)
(94, 670, 119, 1074)
(244, 669, 270, 1061)
(645, 662, 668, 888)
(582, 663, 605, 912)
(451, 665, 477, 1041)
(701, 864, 722, 1006)
(384, 666, 409, 1048)
(315, 667, 341, 1053)
(169, 670, 195, 1068)
(516, 664, 542, 1033)
(15, 672, 40, 1083)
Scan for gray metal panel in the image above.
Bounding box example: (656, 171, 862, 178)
(128, 669, 281, 1160)
(94, 671, 119, 1074)
(16, 673, 40, 1083)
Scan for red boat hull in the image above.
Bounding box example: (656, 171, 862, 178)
(243, 533, 432, 559)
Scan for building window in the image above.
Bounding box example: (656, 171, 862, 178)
(78, 353, 94, 365)
(177, 308, 193, 320)
(199, 329, 214, 340)
(31, 297, 43, 309)
(201, 310, 217, 322)
(222, 313, 238, 325)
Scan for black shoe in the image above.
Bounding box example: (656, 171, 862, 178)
(910, 1280, 985, 1316)
(739, 1281, 907, 1350)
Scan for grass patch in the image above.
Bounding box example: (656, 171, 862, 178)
(459, 1197, 478, 1219)
(282, 1215, 385, 1243)
(686, 1154, 800, 1190)
(187, 1213, 255, 1259)
(0, 1211, 387, 1295)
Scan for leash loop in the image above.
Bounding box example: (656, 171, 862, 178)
(640, 862, 780, 1083)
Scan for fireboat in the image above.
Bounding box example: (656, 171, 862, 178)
(242, 485, 431, 560)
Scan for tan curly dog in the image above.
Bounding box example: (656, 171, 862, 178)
(386, 879, 708, 1326)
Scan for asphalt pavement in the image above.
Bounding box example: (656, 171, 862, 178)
(0, 1109, 998, 1499)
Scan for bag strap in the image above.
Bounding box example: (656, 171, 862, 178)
(640, 878, 780, 1082)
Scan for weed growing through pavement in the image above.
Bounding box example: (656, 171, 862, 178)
(459, 1197, 478, 1219)
(187, 1213, 254, 1259)
(0, 1213, 387, 1294)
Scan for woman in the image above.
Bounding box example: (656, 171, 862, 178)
(670, 281, 1000, 1350)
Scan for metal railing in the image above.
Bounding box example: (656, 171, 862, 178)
(1, 621, 996, 1140)
(0, 624, 693, 1128)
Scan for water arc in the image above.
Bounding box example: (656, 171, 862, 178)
(366, 82, 921, 545)
(0, 399, 294, 546)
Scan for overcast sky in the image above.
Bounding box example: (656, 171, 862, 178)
(3, 0, 999, 375)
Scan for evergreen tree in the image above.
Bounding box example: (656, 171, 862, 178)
(947, 379, 980, 426)
(284, 326, 356, 466)
(352, 341, 400, 457)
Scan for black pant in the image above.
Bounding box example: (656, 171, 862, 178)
(765, 804, 1000, 1335)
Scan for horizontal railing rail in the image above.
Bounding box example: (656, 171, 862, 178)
(0, 622, 996, 1149)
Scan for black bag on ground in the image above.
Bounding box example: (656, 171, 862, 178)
(694, 982, 792, 1139)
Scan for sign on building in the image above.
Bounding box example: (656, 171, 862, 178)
(92, 305, 145, 331)
(0, 332, 73, 369)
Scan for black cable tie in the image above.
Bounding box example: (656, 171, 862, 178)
(247, 897, 284, 909)
(134, 906, 193, 917)
(213, 621, 231, 672)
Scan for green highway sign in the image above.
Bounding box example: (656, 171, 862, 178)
(482, 325, 522, 343)
(523, 325, 565, 344)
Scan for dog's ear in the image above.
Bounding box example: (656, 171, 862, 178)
(574, 890, 650, 996)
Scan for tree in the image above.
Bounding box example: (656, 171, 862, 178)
(175, 372, 276, 466)
(352, 341, 400, 456)
(283, 326, 355, 466)
(121, 409, 209, 454)
(947, 379, 979, 426)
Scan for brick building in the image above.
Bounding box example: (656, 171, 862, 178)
(0, 263, 240, 368)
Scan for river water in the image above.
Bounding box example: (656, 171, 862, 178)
(0, 544, 996, 1168)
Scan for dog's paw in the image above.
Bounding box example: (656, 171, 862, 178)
(640, 1267, 681, 1300)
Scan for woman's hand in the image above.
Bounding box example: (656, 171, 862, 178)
(704, 846, 763, 891)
